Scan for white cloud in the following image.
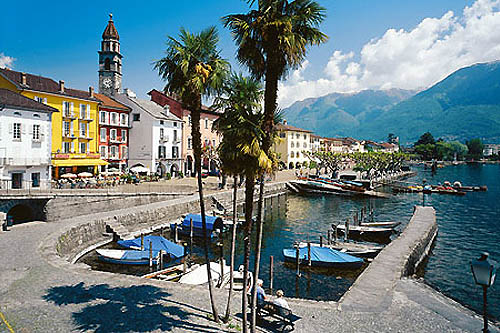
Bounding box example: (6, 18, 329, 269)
(278, 0, 500, 108)
(0, 53, 15, 69)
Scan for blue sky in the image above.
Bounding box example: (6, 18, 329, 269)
(3, 0, 499, 107)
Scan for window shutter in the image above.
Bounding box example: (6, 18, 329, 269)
(70, 102, 74, 113)
(87, 143, 90, 153)
(41, 125, 45, 142)
(87, 104, 91, 119)
(70, 122, 74, 136)
(71, 142, 75, 153)
(8, 123, 13, 134)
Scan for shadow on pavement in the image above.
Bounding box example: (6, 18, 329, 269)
(234, 312, 294, 332)
(43, 282, 219, 332)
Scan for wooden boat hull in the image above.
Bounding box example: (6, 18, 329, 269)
(282, 247, 364, 269)
(97, 249, 158, 265)
(334, 225, 393, 243)
(359, 221, 401, 228)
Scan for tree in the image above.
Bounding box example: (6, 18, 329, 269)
(224, 2, 327, 331)
(154, 26, 229, 323)
(414, 143, 436, 161)
(213, 73, 265, 321)
(414, 132, 436, 146)
(466, 138, 484, 160)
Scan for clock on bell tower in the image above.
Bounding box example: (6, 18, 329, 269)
(98, 13, 122, 96)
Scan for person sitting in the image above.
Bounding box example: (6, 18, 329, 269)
(256, 279, 267, 306)
(273, 289, 290, 311)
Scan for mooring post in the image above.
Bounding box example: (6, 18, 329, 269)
(294, 242, 300, 277)
(159, 250, 164, 268)
(307, 242, 312, 267)
(269, 255, 274, 295)
(174, 224, 179, 244)
(160, 226, 163, 237)
(360, 208, 364, 224)
(141, 234, 144, 250)
(149, 241, 153, 267)
(345, 219, 349, 242)
(327, 230, 331, 245)
(320, 235, 323, 247)
(334, 224, 338, 243)
(183, 242, 188, 272)
(217, 242, 224, 287)
(189, 218, 193, 256)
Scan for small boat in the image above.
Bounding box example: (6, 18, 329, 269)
(334, 224, 393, 243)
(452, 181, 487, 192)
(96, 249, 159, 265)
(359, 221, 401, 228)
(282, 245, 364, 269)
(142, 263, 199, 281)
(178, 259, 230, 285)
(118, 235, 185, 259)
(171, 214, 225, 238)
(298, 242, 383, 258)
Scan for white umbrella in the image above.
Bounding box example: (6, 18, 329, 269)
(108, 167, 121, 172)
(60, 173, 77, 179)
(130, 166, 150, 174)
(78, 172, 93, 178)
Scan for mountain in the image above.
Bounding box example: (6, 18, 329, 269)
(282, 89, 416, 139)
(283, 61, 500, 145)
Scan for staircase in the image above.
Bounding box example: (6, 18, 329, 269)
(106, 217, 131, 240)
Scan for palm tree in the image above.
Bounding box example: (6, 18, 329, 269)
(223, 3, 327, 330)
(154, 26, 229, 323)
(213, 73, 267, 324)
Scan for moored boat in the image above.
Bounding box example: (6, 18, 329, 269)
(334, 224, 393, 243)
(282, 245, 364, 269)
(97, 249, 159, 265)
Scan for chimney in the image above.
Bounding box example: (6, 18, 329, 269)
(21, 73, 27, 86)
(89, 86, 94, 98)
(283, 119, 287, 125)
(59, 80, 65, 93)
(124, 88, 136, 98)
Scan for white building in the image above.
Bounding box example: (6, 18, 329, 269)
(0, 89, 56, 189)
(273, 121, 312, 169)
(114, 89, 183, 177)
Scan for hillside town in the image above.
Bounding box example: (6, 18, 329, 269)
(0, 15, 398, 190)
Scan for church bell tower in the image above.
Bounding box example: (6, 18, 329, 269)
(98, 14, 122, 96)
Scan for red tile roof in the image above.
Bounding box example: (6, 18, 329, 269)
(276, 123, 312, 133)
(0, 68, 98, 102)
(102, 14, 119, 40)
(94, 93, 130, 111)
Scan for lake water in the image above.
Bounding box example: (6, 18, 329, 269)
(81, 163, 499, 320)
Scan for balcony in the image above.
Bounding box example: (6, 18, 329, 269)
(63, 132, 77, 139)
(109, 137, 122, 144)
(80, 116, 94, 122)
(159, 136, 169, 143)
(0, 157, 49, 166)
(108, 154, 121, 161)
(62, 112, 77, 119)
(78, 132, 94, 140)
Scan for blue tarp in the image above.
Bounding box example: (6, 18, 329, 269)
(120, 250, 159, 261)
(283, 246, 363, 265)
(181, 214, 223, 231)
(118, 235, 185, 259)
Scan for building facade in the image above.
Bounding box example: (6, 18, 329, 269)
(95, 93, 131, 172)
(115, 89, 183, 177)
(0, 69, 106, 179)
(148, 89, 221, 176)
(274, 121, 312, 169)
(0, 89, 57, 189)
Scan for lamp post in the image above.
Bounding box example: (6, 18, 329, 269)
(471, 252, 497, 333)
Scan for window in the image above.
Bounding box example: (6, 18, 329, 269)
(121, 130, 127, 142)
(63, 121, 71, 137)
(79, 104, 87, 119)
(104, 58, 111, 70)
(100, 145, 107, 159)
(79, 123, 87, 138)
(80, 142, 87, 153)
(159, 128, 164, 140)
(188, 137, 192, 149)
(303, 142, 307, 148)
(174, 122, 177, 127)
(31, 173, 40, 187)
(296, 152, 300, 158)
(188, 115, 191, 126)
(280, 132, 285, 138)
(158, 146, 166, 159)
(120, 113, 128, 126)
(303, 134, 307, 140)
(160, 120, 164, 125)
(110, 129, 117, 141)
(296, 133, 300, 139)
(290, 151, 295, 158)
(100, 111, 107, 124)
(133, 113, 140, 121)
(63, 101, 72, 117)
(100, 128, 107, 142)
(13, 123, 21, 140)
(173, 130, 178, 142)
(62, 142, 71, 153)
(110, 145, 118, 159)
(212, 139, 216, 147)
(110, 112, 118, 125)
(121, 146, 128, 159)
(32, 124, 40, 141)
(291, 142, 294, 148)
(172, 146, 179, 158)
(205, 118, 208, 129)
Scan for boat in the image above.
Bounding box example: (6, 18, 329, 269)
(282, 245, 364, 269)
(142, 263, 199, 281)
(298, 242, 383, 258)
(96, 249, 160, 265)
(117, 235, 185, 259)
(178, 259, 230, 285)
(290, 179, 389, 198)
(334, 224, 393, 243)
(221, 265, 253, 291)
(452, 181, 487, 192)
(170, 214, 225, 238)
(359, 221, 401, 228)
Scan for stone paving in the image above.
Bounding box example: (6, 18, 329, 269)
(1, 175, 499, 332)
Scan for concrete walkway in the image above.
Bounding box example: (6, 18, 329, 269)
(1, 196, 499, 332)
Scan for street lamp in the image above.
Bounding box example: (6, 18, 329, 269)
(471, 252, 497, 333)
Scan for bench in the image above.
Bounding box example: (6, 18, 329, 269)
(255, 300, 300, 331)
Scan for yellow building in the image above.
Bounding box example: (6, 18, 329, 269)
(0, 68, 107, 178)
(274, 121, 312, 169)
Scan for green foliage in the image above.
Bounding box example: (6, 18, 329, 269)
(165, 172, 171, 180)
(414, 132, 435, 146)
(466, 138, 484, 160)
(414, 143, 436, 161)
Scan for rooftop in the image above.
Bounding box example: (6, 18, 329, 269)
(102, 14, 119, 40)
(0, 88, 58, 113)
(94, 93, 130, 111)
(276, 122, 312, 133)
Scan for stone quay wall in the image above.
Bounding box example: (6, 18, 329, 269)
(339, 205, 437, 312)
(55, 182, 288, 263)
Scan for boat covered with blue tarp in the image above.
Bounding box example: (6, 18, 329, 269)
(117, 235, 185, 259)
(96, 249, 160, 265)
(282, 246, 364, 268)
(171, 214, 224, 237)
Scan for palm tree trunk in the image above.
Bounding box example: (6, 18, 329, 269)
(191, 97, 220, 323)
(250, 176, 265, 332)
(242, 173, 255, 333)
(224, 177, 238, 321)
